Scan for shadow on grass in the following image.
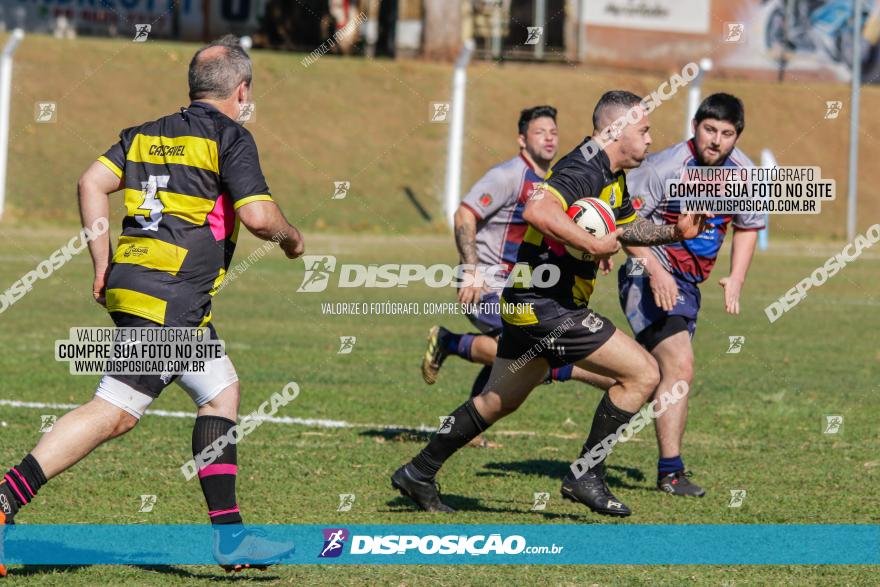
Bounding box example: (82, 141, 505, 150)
(8, 563, 280, 581)
(477, 459, 570, 479)
(7, 564, 88, 577)
(383, 459, 653, 517)
(359, 428, 433, 443)
(386, 494, 600, 521)
(136, 564, 281, 581)
(477, 459, 646, 488)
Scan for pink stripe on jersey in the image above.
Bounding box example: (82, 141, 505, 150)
(198, 464, 238, 479)
(207, 193, 235, 241)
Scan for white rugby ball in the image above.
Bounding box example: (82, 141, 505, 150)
(564, 197, 616, 261)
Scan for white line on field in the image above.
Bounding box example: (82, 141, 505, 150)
(0, 398, 422, 429)
(0, 398, 580, 439)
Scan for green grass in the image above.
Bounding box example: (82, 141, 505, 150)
(0, 227, 877, 584)
(0, 28, 878, 586)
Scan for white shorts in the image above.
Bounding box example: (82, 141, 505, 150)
(95, 355, 239, 419)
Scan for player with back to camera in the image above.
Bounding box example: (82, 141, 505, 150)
(0, 35, 305, 576)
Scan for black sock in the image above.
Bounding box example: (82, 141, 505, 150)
(411, 399, 488, 480)
(192, 415, 243, 526)
(0, 454, 48, 518)
(578, 392, 637, 467)
(469, 365, 492, 398)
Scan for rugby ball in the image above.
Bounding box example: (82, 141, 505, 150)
(565, 197, 616, 261)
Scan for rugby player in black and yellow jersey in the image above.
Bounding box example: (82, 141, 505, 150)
(0, 36, 304, 573)
(392, 91, 711, 517)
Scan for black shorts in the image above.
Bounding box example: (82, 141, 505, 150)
(108, 312, 219, 398)
(634, 315, 690, 352)
(496, 307, 617, 369)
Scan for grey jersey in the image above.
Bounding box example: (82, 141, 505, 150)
(460, 154, 544, 289)
(626, 140, 766, 284)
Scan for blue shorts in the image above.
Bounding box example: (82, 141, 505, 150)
(465, 291, 503, 337)
(618, 260, 701, 350)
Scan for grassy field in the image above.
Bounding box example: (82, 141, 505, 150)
(0, 33, 879, 238)
(0, 226, 877, 584)
(0, 28, 877, 586)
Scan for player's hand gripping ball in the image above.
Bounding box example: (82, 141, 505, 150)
(565, 197, 616, 261)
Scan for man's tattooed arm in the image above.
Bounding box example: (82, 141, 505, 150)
(454, 212, 479, 265)
(619, 217, 682, 246)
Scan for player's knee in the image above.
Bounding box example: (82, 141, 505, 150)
(211, 380, 240, 408)
(89, 384, 144, 439)
(205, 381, 240, 416)
(476, 390, 519, 420)
(495, 400, 522, 418)
(660, 353, 694, 384)
(109, 410, 139, 438)
(643, 370, 662, 396)
(676, 357, 694, 384)
(633, 353, 661, 395)
(180, 357, 240, 414)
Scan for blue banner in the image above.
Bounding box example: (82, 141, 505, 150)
(2, 524, 878, 565)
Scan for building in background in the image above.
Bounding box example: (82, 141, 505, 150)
(578, 0, 880, 82)
(1, 0, 267, 41)
(414, 0, 879, 81)
(2, 0, 877, 82)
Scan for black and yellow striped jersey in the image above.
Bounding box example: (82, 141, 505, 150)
(96, 101, 273, 326)
(502, 142, 637, 324)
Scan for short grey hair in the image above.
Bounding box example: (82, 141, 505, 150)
(188, 35, 252, 101)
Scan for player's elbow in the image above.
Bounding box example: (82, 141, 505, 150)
(238, 201, 277, 238)
(77, 169, 98, 196)
(243, 218, 274, 239)
(453, 205, 476, 229)
(77, 172, 104, 205)
(522, 197, 549, 228)
(78, 161, 120, 198)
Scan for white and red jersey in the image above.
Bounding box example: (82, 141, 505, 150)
(459, 154, 544, 290)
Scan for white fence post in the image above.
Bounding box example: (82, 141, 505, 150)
(758, 148, 777, 251)
(0, 28, 24, 223)
(684, 57, 713, 139)
(444, 40, 475, 229)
